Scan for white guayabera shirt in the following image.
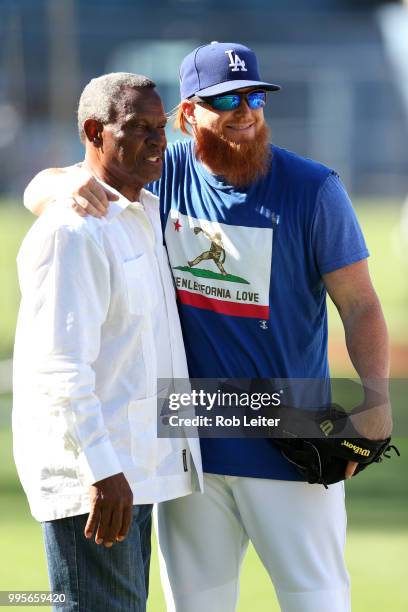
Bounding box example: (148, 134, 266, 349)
(13, 184, 203, 522)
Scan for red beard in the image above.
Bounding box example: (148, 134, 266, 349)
(194, 123, 271, 187)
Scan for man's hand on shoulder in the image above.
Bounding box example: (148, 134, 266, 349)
(64, 166, 117, 218)
(23, 165, 118, 218)
(85, 472, 133, 547)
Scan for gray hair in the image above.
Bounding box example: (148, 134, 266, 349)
(77, 72, 156, 141)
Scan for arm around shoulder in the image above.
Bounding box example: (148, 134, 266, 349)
(24, 164, 116, 218)
(24, 167, 71, 216)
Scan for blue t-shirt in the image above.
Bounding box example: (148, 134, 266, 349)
(149, 141, 369, 480)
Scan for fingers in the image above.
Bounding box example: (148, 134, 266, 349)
(85, 502, 132, 547)
(86, 473, 133, 546)
(116, 504, 132, 542)
(68, 170, 118, 218)
(84, 505, 100, 540)
(87, 183, 111, 210)
(71, 202, 88, 217)
(73, 187, 108, 218)
(103, 186, 119, 202)
(103, 507, 123, 548)
(71, 199, 104, 219)
(95, 506, 113, 546)
(91, 504, 132, 547)
(345, 460, 358, 479)
(79, 192, 106, 214)
(79, 181, 117, 214)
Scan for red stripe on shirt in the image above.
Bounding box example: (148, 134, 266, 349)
(177, 289, 269, 319)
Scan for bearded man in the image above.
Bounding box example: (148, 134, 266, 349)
(24, 42, 390, 612)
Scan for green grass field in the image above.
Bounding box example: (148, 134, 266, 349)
(327, 200, 408, 344)
(1, 200, 407, 610)
(1, 392, 407, 611)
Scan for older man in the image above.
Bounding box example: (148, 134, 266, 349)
(13, 72, 202, 612)
(24, 43, 390, 612)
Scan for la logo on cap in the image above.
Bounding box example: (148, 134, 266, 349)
(225, 49, 248, 72)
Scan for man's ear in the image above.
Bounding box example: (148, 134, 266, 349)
(181, 100, 197, 127)
(83, 119, 104, 146)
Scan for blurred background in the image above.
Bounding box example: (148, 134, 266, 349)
(0, 0, 407, 610)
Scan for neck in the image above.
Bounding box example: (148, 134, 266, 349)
(83, 156, 143, 202)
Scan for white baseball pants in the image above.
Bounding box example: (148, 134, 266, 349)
(157, 474, 350, 612)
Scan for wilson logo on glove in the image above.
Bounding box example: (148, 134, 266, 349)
(341, 440, 371, 457)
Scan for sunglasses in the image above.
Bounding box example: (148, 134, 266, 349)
(195, 90, 267, 111)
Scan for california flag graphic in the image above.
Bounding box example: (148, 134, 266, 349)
(165, 212, 273, 318)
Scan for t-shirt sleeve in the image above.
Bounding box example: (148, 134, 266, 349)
(311, 173, 369, 276)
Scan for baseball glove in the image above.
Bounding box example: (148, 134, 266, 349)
(271, 404, 399, 488)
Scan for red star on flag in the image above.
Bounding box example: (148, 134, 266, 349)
(173, 219, 182, 232)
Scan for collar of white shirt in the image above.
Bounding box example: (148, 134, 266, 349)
(94, 178, 147, 222)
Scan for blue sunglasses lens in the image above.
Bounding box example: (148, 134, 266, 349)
(210, 95, 241, 111)
(247, 92, 266, 109)
(207, 91, 266, 111)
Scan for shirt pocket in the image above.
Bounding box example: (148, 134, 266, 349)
(123, 255, 158, 315)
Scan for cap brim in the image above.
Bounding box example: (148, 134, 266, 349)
(195, 80, 281, 97)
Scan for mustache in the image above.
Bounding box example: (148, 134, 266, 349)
(194, 123, 271, 187)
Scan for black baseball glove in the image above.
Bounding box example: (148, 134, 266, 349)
(271, 403, 399, 488)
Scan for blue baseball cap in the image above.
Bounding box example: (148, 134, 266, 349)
(180, 41, 281, 99)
